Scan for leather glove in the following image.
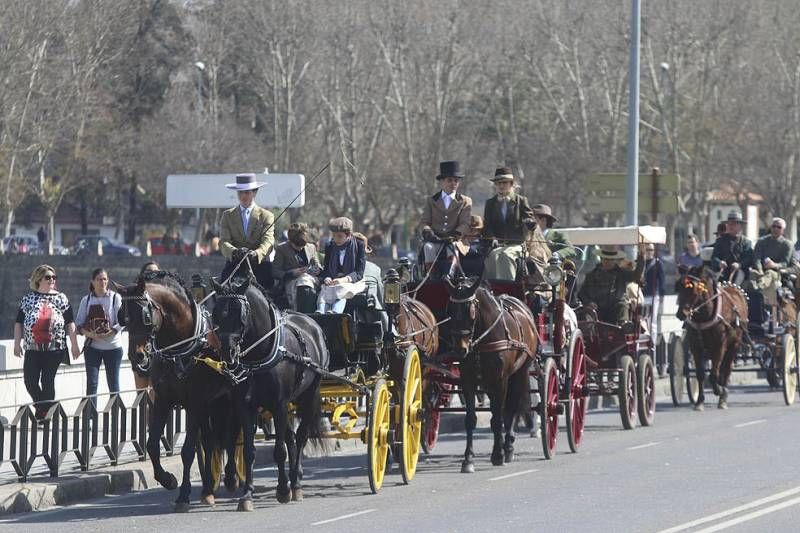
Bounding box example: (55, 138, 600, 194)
(524, 219, 537, 231)
(248, 250, 258, 259)
(491, 239, 500, 249)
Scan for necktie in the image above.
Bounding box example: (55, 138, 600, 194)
(242, 208, 250, 235)
(501, 198, 508, 220)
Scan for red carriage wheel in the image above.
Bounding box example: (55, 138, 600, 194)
(565, 331, 587, 453)
(637, 353, 656, 426)
(618, 355, 637, 430)
(539, 357, 559, 459)
(421, 365, 457, 453)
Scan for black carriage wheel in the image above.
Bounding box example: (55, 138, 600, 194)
(637, 353, 656, 426)
(668, 332, 685, 407)
(685, 341, 701, 406)
(618, 355, 637, 430)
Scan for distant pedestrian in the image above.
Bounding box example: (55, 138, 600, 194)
(13, 265, 80, 421)
(37, 226, 46, 245)
(678, 234, 704, 269)
(76, 268, 123, 407)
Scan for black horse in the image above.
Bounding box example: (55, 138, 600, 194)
(444, 274, 537, 472)
(117, 271, 239, 511)
(211, 272, 329, 509)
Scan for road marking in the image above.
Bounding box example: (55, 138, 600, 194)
(656, 486, 800, 533)
(626, 441, 660, 451)
(311, 509, 376, 526)
(734, 419, 766, 428)
(694, 495, 800, 532)
(488, 468, 538, 481)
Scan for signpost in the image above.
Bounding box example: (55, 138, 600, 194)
(584, 169, 681, 217)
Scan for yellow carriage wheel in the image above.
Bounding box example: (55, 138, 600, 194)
(782, 334, 798, 406)
(368, 378, 391, 493)
(400, 346, 423, 484)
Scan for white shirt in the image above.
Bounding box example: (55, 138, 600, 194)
(440, 190, 457, 210)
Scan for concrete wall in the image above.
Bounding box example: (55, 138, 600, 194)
(0, 254, 227, 338)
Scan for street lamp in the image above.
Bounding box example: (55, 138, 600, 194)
(659, 63, 671, 173)
(193, 61, 205, 119)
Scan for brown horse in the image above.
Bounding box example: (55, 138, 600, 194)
(676, 266, 748, 409)
(445, 275, 537, 472)
(395, 296, 439, 357)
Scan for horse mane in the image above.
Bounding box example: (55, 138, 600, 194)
(139, 270, 194, 307)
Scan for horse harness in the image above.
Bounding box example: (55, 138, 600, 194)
(451, 291, 535, 359)
(682, 276, 745, 333)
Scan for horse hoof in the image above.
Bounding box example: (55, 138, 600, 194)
(276, 488, 291, 504)
(491, 455, 504, 467)
(291, 488, 303, 502)
(461, 461, 475, 474)
(200, 494, 215, 506)
(174, 502, 190, 513)
(161, 473, 178, 491)
(504, 451, 515, 464)
(718, 401, 728, 410)
(531, 429, 541, 439)
(693, 403, 705, 412)
(224, 474, 238, 493)
(237, 499, 253, 512)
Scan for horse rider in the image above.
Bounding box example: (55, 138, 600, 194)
(711, 209, 754, 285)
(420, 160, 472, 277)
(219, 173, 275, 288)
(482, 166, 536, 280)
(531, 204, 578, 260)
(272, 222, 321, 313)
(578, 247, 645, 325)
(750, 217, 793, 315)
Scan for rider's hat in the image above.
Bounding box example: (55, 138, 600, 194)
(532, 204, 558, 223)
(436, 160, 465, 180)
(726, 209, 745, 223)
(328, 217, 353, 233)
(225, 173, 266, 191)
(599, 246, 626, 260)
(489, 167, 515, 183)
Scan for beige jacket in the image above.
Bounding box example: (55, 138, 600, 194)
(420, 191, 472, 255)
(220, 204, 275, 263)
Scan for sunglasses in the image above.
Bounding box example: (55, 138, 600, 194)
(44, 274, 57, 281)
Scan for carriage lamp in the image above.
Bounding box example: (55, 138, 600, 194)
(191, 274, 207, 302)
(384, 269, 401, 305)
(398, 257, 412, 284)
(544, 265, 563, 286)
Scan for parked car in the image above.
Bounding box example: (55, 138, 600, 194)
(147, 237, 207, 256)
(72, 235, 141, 256)
(2, 236, 39, 254)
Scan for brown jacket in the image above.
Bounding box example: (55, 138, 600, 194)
(420, 191, 472, 237)
(220, 204, 275, 263)
(272, 241, 321, 280)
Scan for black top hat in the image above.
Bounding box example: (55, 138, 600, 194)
(436, 160, 464, 180)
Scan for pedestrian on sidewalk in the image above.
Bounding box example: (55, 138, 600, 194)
(13, 265, 80, 421)
(76, 268, 124, 407)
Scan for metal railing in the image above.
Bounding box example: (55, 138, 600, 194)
(0, 390, 185, 483)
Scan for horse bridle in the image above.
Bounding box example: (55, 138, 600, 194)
(120, 291, 165, 366)
(680, 274, 724, 330)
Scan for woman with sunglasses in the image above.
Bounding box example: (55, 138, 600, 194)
(13, 265, 80, 421)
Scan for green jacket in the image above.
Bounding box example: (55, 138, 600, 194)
(544, 228, 578, 260)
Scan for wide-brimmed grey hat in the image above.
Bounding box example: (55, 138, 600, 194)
(727, 209, 745, 223)
(225, 173, 266, 191)
(599, 246, 626, 260)
(532, 204, 558, 223)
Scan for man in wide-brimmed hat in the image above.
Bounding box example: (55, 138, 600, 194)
(711, 209, 754, 284)
(578, 246, 644, 324)
(530, 204, 578, 260)
(419, 160, 472, 275)
(482, 167, 537, 280)
(219, 173, 276, 288)
(272, 222, 322, 312)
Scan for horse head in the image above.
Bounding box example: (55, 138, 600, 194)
(116, 278, 165, 364)
(444, 273, 484, 354)
(210, 276, 252, 366)
(676, 265, 712, 321)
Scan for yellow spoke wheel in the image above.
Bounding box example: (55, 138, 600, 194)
(782, 334, 797, 406)
(400, 347, 423, 484)
(368, 378, 391, 493)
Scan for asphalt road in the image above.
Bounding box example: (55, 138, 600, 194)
(1, 384, 799, 533)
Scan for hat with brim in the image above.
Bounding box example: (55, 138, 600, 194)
(726, 209, 745, 223)
(489, 166, 515, 183)
(436, 160, 465, 180)
(225, 173, 266, 191)
(599, 246, 626, 260)
(532, 204, 558, 223)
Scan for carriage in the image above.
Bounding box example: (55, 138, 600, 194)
(304, 271, 426, 493)
(406, 241, 589, 460)
(557, 225, 661, 429)
(669, 266, 800, 407)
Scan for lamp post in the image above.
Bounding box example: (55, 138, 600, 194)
(194, 61, 205, 120)
(625, 0, 641, 230)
